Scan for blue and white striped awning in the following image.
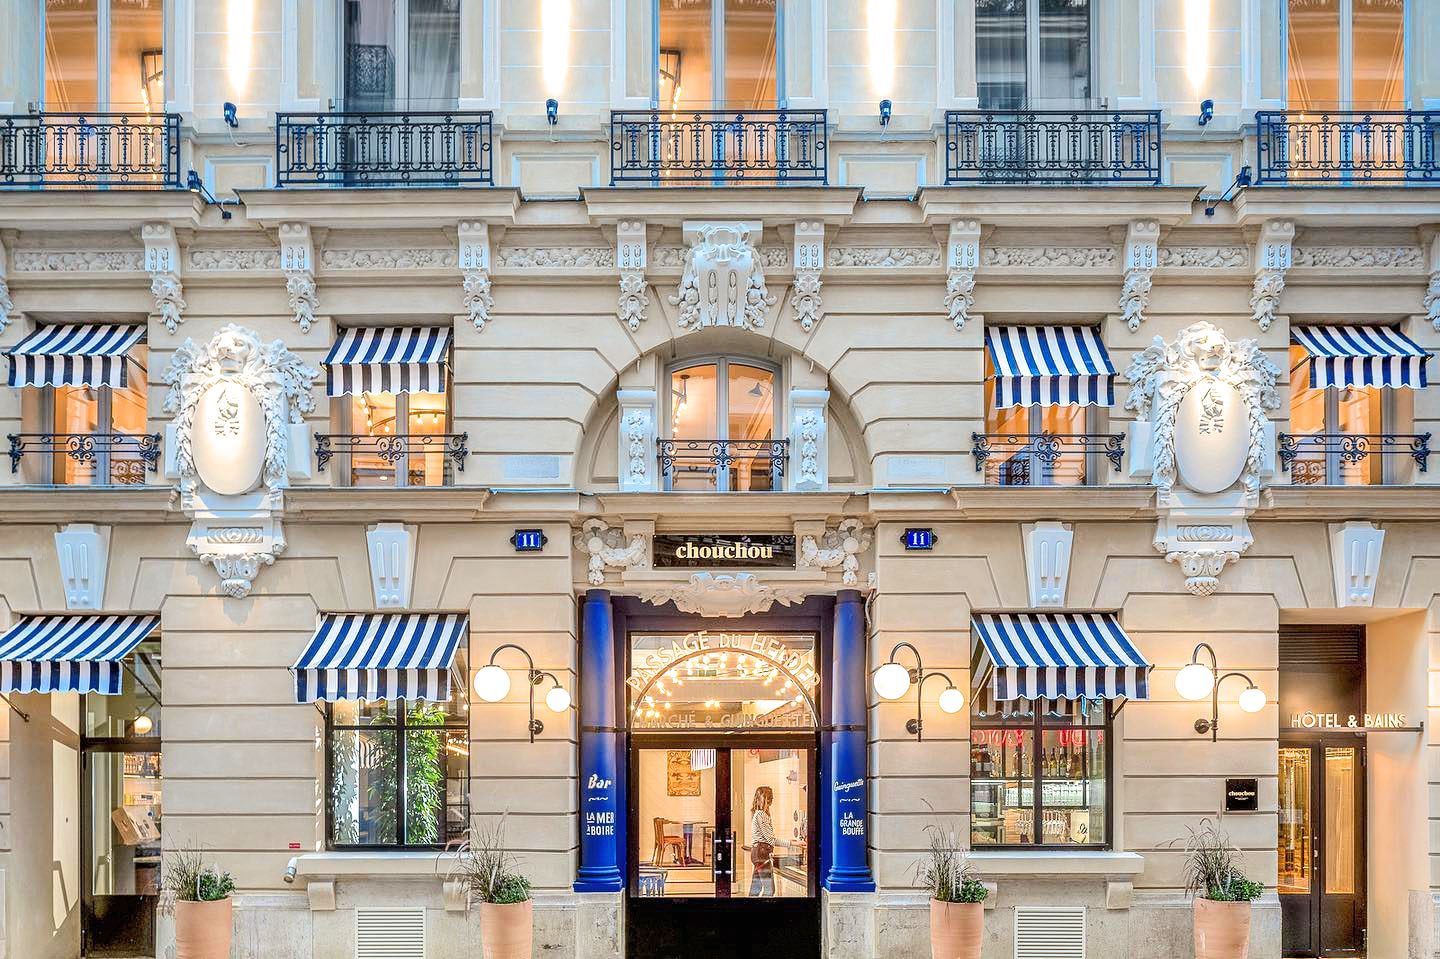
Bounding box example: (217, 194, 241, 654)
(324, 327, 452, 396)
(985, 326, 1116, 408)
(971, 612, 1149, 702)
(1291, 325, 1430, 389)
(0, 614, 159, 695)
(292, 612, 467, 703)
(6, 324, 147, 389)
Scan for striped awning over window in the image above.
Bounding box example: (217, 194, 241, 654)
(6, 324, 147, 389)
(1291, 325, 1430, 389)
(985, 325, 1116, 408)
(0, 615, 159, 695)
(971, 612, 1149, 702)
(291, 612, 467, 703)
(323, 327, 452, 396)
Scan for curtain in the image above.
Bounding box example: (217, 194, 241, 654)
(408, 0, 461, 107)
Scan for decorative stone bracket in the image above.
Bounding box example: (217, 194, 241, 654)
(1426, 233, 1440, 331)
(1024, 521, 1072, 607)
(617, 390, 657, 492)
(459, 220, 494, 332)
(671, 221, 775, 332)
(635, 572, 808, 617)
(367, 522, 416, 608)
(789, 389, 829, 492)
(792, 221, 824, 332)
(1153, 497, 1254, 598)
(142, 222, 185, 333)
(55, 523, 110, 609)
(1331, 521, 1384, 607)
(1120, 220, 1159, 332)
(575, 519, 648, 585)
(1250, 219, 1293, 332)
(798, 519, 873, 586)
(616, 220, 648, 332)
(0, 240, 16, 334)
(944, 220, 980, 332)
(280, 222, 318, 333)
(186, 504, 288, 599)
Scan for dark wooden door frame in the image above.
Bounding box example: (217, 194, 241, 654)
(80, 737, 161, 958)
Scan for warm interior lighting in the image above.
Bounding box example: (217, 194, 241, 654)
(866, 0, 897, 99)
(1238, 685, 1266, 714)
(133, 715, 154, 735)
(873, 661, 911, 700)
(938, 686, 965, 715)
(1183, 0, 1209, 94)
(473, 664, 511, 702)
(544, 684, 572, 713)
(540, 0, 571, 99)
(227, 0, 254, 97)
(1175, 661, 1216, 701)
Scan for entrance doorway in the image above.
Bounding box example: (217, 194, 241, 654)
(1279, 740, 1366, 957)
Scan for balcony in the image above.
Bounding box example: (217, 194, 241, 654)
(971, 432, 1125, 487)
(659, 439, 788, 492)
(1278, 432, 1430, 485)
(315, 432, 469, 486)
(0, 113, 180, 188)
(944, 110, 1162, 185)
(1256, 111, 1440, 185)
(276, 112, 494, 187)
(6, 432, 162, 484)
(610, 110, 827, 186)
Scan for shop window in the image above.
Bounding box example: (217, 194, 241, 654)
(1287, 344, 1386, 486)
(970, 697, 1109, 848)
(1287, 0, 1405, 110)
(628, 632, 819, 731)
(326, 658, 470, 849)
(46, 346, 149, 486)
(976, 0, 1092, 110)
(657, 0, 779, 110)
(339, 388, 454, 487)
(343, 0, 461, 111)
(44, 0, 165, 112)
(665, 358, 780, 492)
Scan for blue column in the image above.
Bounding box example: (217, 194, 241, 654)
(824, 588, 875, 891)
(574, 589, 624, 892)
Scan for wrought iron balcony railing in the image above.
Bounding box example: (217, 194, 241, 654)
(1278, 432, 1430, 485)
(315, 432, 469, 486)
(944, 110, 1162, 185)
(658, 439, 788, 492)
(7, 432, 162, 484)
(1256, 111, 1440, 185)
(610, 110, 827, 185)
(276, 112, 494, 187)
(971, 432, 1125, 487)
(0, 113, 181, 188)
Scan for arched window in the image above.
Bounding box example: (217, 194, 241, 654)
(664, 358, 780, 492)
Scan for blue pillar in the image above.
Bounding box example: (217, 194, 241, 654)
(824, 588, 875, 891)
(574, 589, 624, 892)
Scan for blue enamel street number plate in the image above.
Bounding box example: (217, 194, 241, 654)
(902, 528, 936, 551)
(511, 529, 547, 552)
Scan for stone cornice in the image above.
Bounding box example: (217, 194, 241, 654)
(587, 490, 862, 524)
(0, 486, 179, 523)
(581, 187, 862, 226)
(283, 487, 493, 521)
(946, 486, 1158, 520)
(916, 186, 1201, 227)
(235, 187, 521, 229)
(0, 190, 205, 232)
(1254, 485, 1440, 519)
(1232, 187, 1440, 227)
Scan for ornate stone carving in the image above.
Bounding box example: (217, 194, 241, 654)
(650, 246, 687, 269)
(670, 223, 775, 332)
(1157, 246, 1248, 269)
(12, 250, 145, 272)
(798, 519, 873, 586)
(1120, 220, 1159, 332)
(280, 222, 317, 333)
(1163, 546, 1240, 598)
(794, 408, 823, 487)
(575, 519, 648, 585)
(792, 221, 824, 331)
(1250, 220, 1293, 331)
(458, 220, 494, 332)
(944, 220, 980, 332)
(142, 222, 184, 332)
(825, 246, 941, 268)
(1290, 246, 1424, 269)
(1426, 235, 1440, 331)
(0, 243, 15, 334)
(788, 389, 829, 492)
(496, 247, 615, 269)
(1331, 521, 1384, 608)
(760, 246, 789, 269)
(188, 249, 281, 271)
(621, 408, 653, 489)
(983, 246, 1117, 269)
(193, 539, 286, 600)
(54, 523, 110, 609)
(634, 572, 807, 618)
(616, 220, 649, 331)
(321, 248, 458, 270)
(1024, 522, 1072, 607)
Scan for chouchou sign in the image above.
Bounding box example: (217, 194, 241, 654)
(653, 533, 797, 569)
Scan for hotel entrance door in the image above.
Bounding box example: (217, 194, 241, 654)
(1279, 740, 1366, 957)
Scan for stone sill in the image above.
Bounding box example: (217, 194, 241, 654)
(293, 850, 458, 881)
(968, 850, 1145, 878)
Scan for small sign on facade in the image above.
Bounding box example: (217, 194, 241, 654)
(652, 533, 797, 569)
(511, 529, 548, 552)
(902, 528, 936, 550)
(1224, 778, 1259, 812)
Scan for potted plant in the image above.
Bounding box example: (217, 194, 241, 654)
(915, 815, 988, 959)
(452, 817, 534, 959)
(1176, 820, 1265, 959)
(160, 846, 236, 959)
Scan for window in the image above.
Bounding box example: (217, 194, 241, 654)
(47, 345, 149, 486)
(343, 0, 461, 110)
(340, 389, 454, 487)
(666, 358, 779, 491)
(970, 697, 1109, 848)
(1287, 0, 1405, 110)
(976, 0, 1091, 110)
(1287, 344, 1386, 486)
(629, 632, 819, 731)
(982, 352, 1093, 487)
(44, 0, 165, 112)
(326, 665, 469, 848)
(657, 0, 780, 110)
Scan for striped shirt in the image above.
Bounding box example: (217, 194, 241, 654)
(751, 809, 777, 846)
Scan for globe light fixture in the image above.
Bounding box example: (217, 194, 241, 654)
(874, 641, 962, 741)
(1175, 661, 1216, 701)
(474, 663, 511, 703)
(1184, 642, 1265, 740)
(873, 661, 911, 701)
(477, 643, 569, 742)
(133, 714, 154, 735)
(1238, 685, 1266, 714)
(937, 685, 965, 715)
(545, 683, 572, 714)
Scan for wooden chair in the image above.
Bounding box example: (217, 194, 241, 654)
(652, 818, 685, 865)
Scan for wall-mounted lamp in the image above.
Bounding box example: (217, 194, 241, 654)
(186, 170, 232, 220)
(1197, 98, 1214, 126)
(1176, 642, 1265, 741)
(133, 714, 154, 735)
(546, 98, 559, 126)
(878, 99, 892, 127)
(474, 643, 571, 742)
(1203, 165, 1253, 217)
(873, 641, 963, 741)
(223, 101, 239, 128)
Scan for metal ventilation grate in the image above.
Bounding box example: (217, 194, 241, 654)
(1279, 625, 1364, 665)
(356, 907, 426, 959)
(1014, 905, 1086, 959)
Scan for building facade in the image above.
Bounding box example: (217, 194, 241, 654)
(0, 1, 1438, 957)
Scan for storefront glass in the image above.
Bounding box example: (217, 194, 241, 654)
(628, 632, 817, 730)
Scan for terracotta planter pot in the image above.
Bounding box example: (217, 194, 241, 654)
(929, 898, 983, 959)
(480, 899, 533, 959)
(1193, 897, 1251, 959)
(174, 897, 233, 959)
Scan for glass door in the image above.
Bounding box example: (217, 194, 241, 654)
(343, 0, 461, 111)
(1279, 741, 1366, 958)
(1279, 746, 1315, 956)
(82, 746, 162, 956)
